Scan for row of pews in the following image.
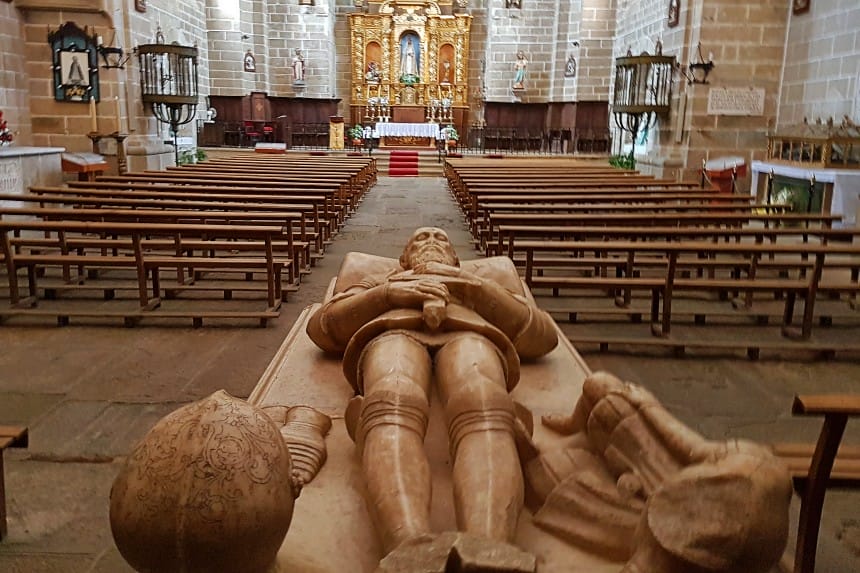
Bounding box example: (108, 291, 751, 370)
(446, 156, 860, 573)
(0, 154, 376, 326)
(445, 156, 860, 356)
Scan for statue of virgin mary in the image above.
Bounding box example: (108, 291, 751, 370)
(400, 36, 420, 78)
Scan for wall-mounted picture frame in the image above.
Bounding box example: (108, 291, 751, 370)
(792, 0, 810, 15)
(48, 22, 99, 103)
(667, 0, 680, 28)
(244, 50, 257, 72)
(564, 55, 576, 78)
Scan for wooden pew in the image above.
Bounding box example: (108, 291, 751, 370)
(0, 426, 27, 541)
(774, 394, 860, 573)
(3, 191, 327, 257)
(62, 181, 344, 231)
(0, 206, 305, 281)
(203, 155, 377, 189)
(456, 185, 725, 223)
(515, 239, 860, 341)
(98, 173, 359, 213)
(0, 221, 290, 326)
(485, 212, 841, 255)
(472, 201, 787, 244)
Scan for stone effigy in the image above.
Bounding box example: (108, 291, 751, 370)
(113, 227, 794, 573)
(525, 371, 793, 573)
(109, 390, 330, 573)
(306, 227, 559, 567)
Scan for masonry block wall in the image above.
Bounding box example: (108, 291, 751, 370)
(0, 4, 30, 146)
(575, 0, 615, 103)
(613, 0, 790, 184)
(689, 0, 788, 183)
(484, 0, 555, 102)
(206, 0, 258, 96)
(23, 9, 115, 153)
(779, 0, 860, 127)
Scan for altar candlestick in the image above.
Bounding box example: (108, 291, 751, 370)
(89, 97, 98, 134)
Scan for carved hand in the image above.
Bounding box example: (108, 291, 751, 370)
(384, 278, 450, 309)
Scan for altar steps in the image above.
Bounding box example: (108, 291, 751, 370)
(388, 150, 419, 176)
(379, 150, 443, 177)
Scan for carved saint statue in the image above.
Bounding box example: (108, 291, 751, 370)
(292, 48, 306, 83)
(306, 227, 558, 557)
(400, 37, 418, 77)
(441, 59, 452, 83)
(513, 50, 528, 89)
(365, 60, 381, 83)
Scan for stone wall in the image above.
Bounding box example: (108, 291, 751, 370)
(612, 0, 790, 185)
(779, 0, 860, 127)
(575, 0, 615, 103)
(1, 3, 31, 146)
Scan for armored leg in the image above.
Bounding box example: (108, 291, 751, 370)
(435, 333, 522, 542)
(353, 332, 433, 553)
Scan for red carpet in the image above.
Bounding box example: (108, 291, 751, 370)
(388, 150, 420, 177)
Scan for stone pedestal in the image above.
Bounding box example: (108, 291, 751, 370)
(0, 146, 65, 203)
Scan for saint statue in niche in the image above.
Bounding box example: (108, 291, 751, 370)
(400, 35, 420, 79)
(441, 59, 452, 84)
(667, 0, 680, 28)
(512, 51, 528, 89)
(792, 0, 810, 15)
(292, 48, 306, 84)
(365, 61, 381, 83)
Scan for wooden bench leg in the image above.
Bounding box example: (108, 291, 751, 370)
(0, 452, 6, 541)
(794, 413, 848, 573)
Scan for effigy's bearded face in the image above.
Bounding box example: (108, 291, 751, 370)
(401, 227, 459, 269)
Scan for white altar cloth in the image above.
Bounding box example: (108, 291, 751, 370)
(375, 122, 440, 139)
(751, 160, 860, 226)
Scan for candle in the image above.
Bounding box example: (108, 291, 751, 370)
(89, 96, 98, 134)
(115, 96, 122, 134)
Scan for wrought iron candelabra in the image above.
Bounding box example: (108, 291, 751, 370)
(611, 50, 675, 160)
(136, 40, 199, 166)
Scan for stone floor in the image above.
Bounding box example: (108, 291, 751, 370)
(0, 176, 858, 573)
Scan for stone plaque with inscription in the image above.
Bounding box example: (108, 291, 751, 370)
(707, 87, 765, 116)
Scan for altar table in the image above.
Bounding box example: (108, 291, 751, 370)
(751, 160, 860, 227)
(375, 122, 440, 139)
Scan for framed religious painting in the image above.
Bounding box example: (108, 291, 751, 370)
(792, 0, 810, 15)
(564, 55, 576, 78)
(48, 22, 100, 103)
(244, 50, 257, 72)
(667, 0, 680, 28)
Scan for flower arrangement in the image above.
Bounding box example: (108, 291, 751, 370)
(399, 73, 420, 86)
(347, 125, 365, 140)
(441, 125, 459, 142)
(0, 111, 13, 147)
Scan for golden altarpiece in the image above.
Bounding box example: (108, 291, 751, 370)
(348, 0, 471, 146)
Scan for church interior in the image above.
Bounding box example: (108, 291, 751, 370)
(1, 1, 860, 572)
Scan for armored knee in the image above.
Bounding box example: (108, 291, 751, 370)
(346, 390, 430, 456)
(446, 390, 517, 460)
